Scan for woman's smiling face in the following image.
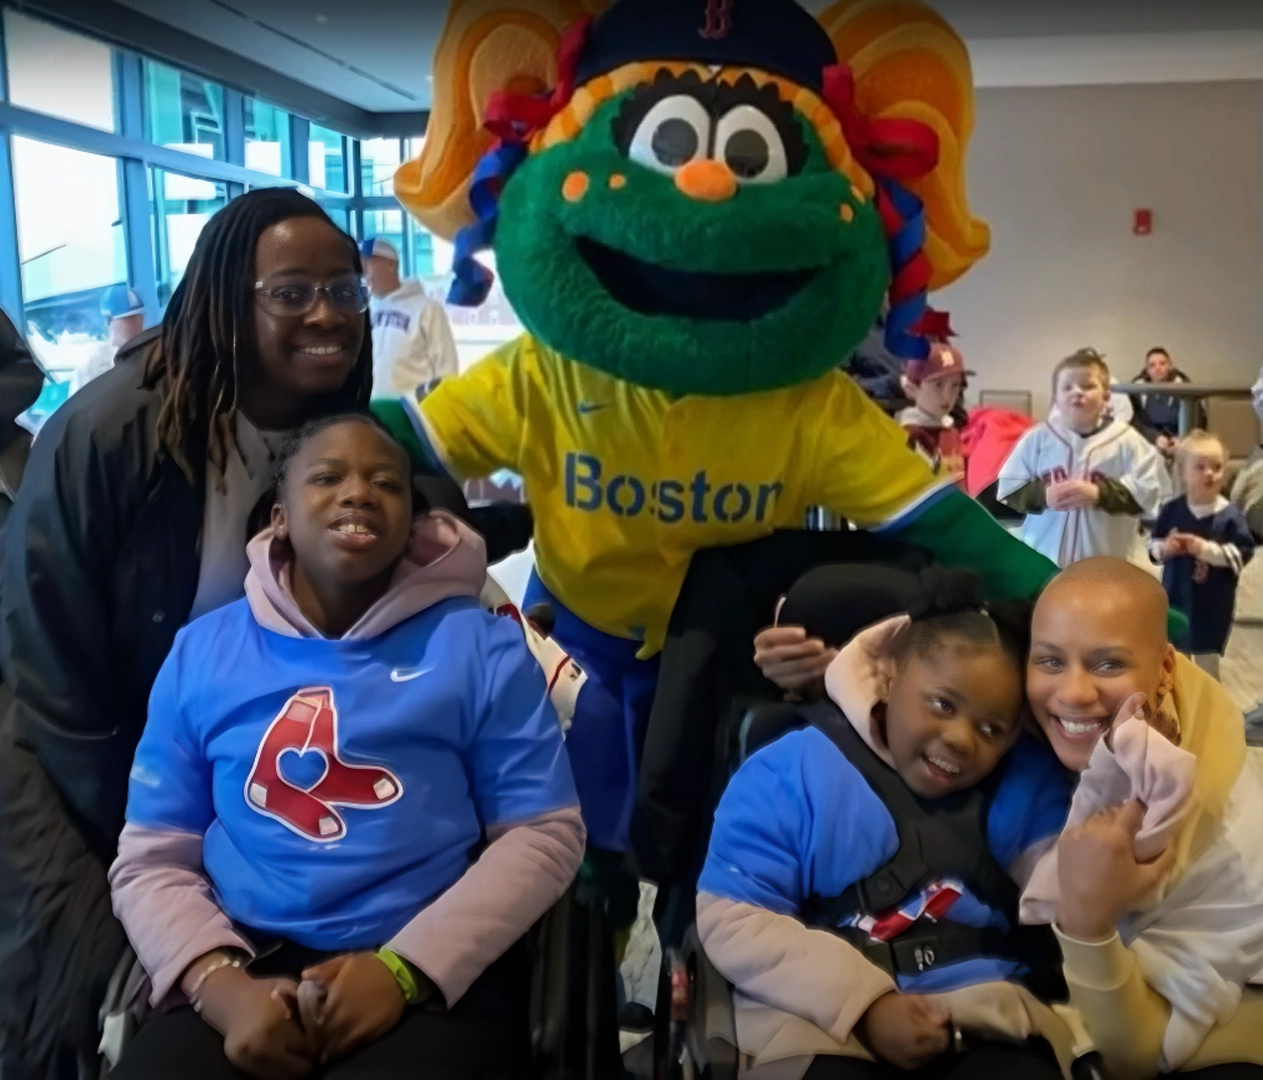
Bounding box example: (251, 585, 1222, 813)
(1026, 563, 1175, 773)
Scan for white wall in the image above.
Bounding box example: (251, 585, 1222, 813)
(939, 81, 1263, 416)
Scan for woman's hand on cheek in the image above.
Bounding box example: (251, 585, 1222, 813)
(299, 952, 410, 1064)
(1055, 800, 1177, 942)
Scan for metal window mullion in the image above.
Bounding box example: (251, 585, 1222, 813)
(114, 50, 158, 320)
(0, 133, 23, 323)
(0, 12, 20, 321)
(289, 114, 309, 185)
(0, 101, 300, 189)
(223, 87, 244, 168)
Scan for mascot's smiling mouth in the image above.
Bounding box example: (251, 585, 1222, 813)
(575, 236, 818, 322)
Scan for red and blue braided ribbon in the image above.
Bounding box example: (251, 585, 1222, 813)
(878, 179, 933, 361)
(448, 141, 527, 307)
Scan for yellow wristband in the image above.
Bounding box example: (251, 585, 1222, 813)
(376, 948, 420, 1004)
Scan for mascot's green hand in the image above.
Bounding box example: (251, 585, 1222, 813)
(892, 490, 1055, 600)
(889, 490, 1189, 639)
(370, 397, 439, 473)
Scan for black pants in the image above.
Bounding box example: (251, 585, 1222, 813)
(804, 1039, 1061, 1080)
(112, 941, 532, 1079)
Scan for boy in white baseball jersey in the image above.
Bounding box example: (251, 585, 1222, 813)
(998, 349, 1169, 567)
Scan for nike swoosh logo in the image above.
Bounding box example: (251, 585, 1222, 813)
(576, 402, 610, 415)
(390, 666, 434, 683)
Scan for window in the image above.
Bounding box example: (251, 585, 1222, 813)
(4, 11, 116, 132)
(150, 168, 228, 305)
(309, 124, 348, 193)
(244, 100, 291, 177)
(360, 138, 402, 197)
(12, 138, 125, 376)
(143, 59, 225, 160)
(405, 218, 437, 279)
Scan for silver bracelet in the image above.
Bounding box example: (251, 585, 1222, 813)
(189, 955, 242, 1013)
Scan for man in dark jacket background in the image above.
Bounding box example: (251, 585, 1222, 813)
(1129, 346, 1202, 458)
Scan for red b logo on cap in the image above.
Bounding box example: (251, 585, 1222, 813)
(700, 0, 733, 40)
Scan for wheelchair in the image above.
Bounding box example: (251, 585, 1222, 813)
(98, 878, 620, 1079)
(634, 555, 1107, 1080)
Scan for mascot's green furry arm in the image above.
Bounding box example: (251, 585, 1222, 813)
(385, 0, 1055, 642)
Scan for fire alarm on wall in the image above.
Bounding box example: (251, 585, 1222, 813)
(1134, 209, 1153, 236)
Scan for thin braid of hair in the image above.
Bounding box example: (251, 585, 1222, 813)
(145, 188, 374, 487)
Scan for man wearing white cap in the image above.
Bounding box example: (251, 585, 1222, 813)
(71, 285, 146, 394)
(360, 237, 459, 399)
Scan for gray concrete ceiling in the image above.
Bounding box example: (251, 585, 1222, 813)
(110, 0, 1263, 113)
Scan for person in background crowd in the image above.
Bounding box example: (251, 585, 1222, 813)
(897, 341, 971, 485)
(1238, 364, 1263, 730)
(1129, 346, 1201, 459)
(360, 238, 459, 401)
(0, 188, 375, 1078)
(998, 348, 1169, 567)
(70, 285, 147, 395)
(1150, 431, 1255, 680)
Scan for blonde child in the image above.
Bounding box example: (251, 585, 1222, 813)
(998, 349, 1169, 566)
(1150, 431, 1255, 679)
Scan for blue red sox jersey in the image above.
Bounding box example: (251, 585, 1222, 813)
(127, 597, 576, 951)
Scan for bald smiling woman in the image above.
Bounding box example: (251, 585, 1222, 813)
(1026, 558, 1263, 1078)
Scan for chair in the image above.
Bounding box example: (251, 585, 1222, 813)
(1204, 397, 1261, 463)
(101, 882, 613, 1079)
(978, 390, 1033, 417)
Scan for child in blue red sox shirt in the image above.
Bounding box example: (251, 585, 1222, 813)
(1150, 430, 1255, 679)
(108, 413, 583, 1080)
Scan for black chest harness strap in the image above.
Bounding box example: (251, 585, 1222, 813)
(795, 700, 1066, 1000)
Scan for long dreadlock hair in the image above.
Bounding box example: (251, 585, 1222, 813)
(145, 188, 373, 484)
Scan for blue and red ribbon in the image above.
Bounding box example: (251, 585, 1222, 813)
(821, 64, 948, 363)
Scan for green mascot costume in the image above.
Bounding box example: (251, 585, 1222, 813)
(384, 0, 1057, 865)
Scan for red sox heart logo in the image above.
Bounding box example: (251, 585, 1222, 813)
(244, 687, 402, 841)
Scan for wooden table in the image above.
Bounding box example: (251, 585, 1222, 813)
(1111, 383, 1256, 437)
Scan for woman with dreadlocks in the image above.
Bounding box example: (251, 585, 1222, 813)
(0, 188, 374, 1078)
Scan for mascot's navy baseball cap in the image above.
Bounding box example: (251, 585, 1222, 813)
(573, 0, 839, 93)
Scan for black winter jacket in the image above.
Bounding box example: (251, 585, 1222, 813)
(0, 331, 531, 1078)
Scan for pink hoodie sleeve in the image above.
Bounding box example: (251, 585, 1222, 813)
(108, 823, 255, 1006)
(697, 892, 895, 1045)
(387, 806, 585, 1006)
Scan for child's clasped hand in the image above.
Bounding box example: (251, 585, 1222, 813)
(1045, 479, 1100, 511)
(857, 991, 952, 1070)
(195, 952, 418, 1078)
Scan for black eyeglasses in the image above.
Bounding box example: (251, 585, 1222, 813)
(254, 280, 370, 317)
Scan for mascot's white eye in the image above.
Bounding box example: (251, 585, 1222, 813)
(714, 105, 788, 184)
(628, 95, 712, 175)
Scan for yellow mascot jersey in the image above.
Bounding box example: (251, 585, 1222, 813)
(421, 334, 949, 657)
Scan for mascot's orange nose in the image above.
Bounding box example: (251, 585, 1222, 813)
(674, 159, 738, 202)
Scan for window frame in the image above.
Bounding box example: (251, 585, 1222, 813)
(0, 8, 380, 333)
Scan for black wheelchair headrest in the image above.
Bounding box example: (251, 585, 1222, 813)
(778, 563, 926, 650)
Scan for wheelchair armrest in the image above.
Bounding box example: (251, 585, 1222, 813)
(682, 924, 739, 1080)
